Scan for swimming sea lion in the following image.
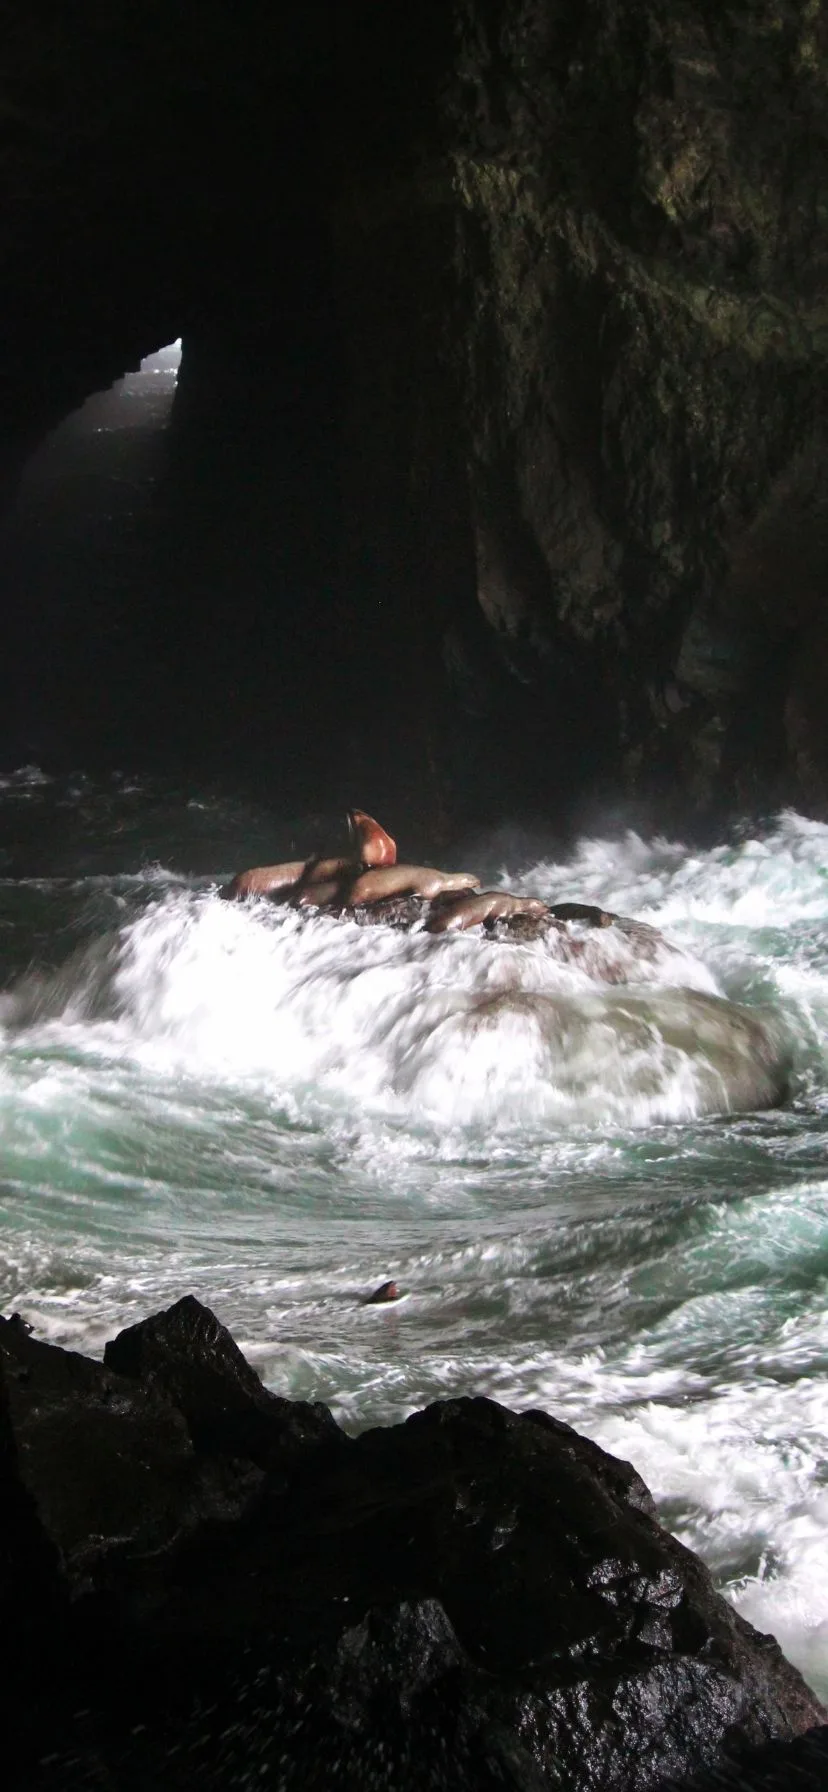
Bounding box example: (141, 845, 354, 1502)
(361, 1279, 402, 1305)
(348, 809, 397, 868)
(426, 891, 549, 934)
(347, 865, 480, 905)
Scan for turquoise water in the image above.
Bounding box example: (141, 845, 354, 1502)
(1, 769, 826, 1702)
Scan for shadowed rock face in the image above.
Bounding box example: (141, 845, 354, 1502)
(1, 1299, 825, 1789)
(0, 5, 826, 823)
(338, 2, 828, 824)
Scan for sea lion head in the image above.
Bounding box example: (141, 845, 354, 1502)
(347, 809, 397, 868)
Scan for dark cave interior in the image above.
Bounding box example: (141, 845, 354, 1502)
(1, 1, 827, 834)
(2, 5, 347, 798)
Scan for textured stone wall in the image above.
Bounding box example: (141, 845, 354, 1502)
(1, 3, 826, 823)
(446, 0, 828, 818)
(338, 0, 828, 824)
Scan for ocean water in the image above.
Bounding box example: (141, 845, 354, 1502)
(1, 768, 826, 1704)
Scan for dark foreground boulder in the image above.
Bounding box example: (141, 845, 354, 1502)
(674, 1724, 828, 1790)
(1, 1300, 824, 1790)
(103, 1290, 341, 1466)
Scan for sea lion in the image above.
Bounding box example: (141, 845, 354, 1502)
(222, 809, 395, 900)
(549, 903, 613, 927)
(222, 859, 308, 900)
(348, 809, 397, 868)
(294, 878, 345, 909)
(426, 891, 550, 934)
(347, 865, 480, 905)
(361, 1279, 402, 1305)
(222, 856, 354, 902)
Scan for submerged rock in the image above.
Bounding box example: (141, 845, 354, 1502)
(1, 1300, 824, 1789)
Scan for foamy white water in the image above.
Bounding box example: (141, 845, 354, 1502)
(0, 772, 826, 1703)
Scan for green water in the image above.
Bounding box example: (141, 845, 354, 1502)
(1, 768, 826, 1701)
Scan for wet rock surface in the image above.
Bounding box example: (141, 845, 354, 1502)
(1, 1299, 824, 1789)
(292, 887, 679, 962)
(102, 1291, 340, 1468)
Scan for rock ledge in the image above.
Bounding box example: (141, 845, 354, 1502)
(1, 1298, 825, 1789)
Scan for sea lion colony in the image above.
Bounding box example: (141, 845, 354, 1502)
(221, 809, 678, 980)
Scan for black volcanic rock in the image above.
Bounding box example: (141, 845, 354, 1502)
(1, 1303, 824, 1789)
(0, 1310, 260, 1589)
(0, 1343, 64, 1627)
(103, 1292, 342, 1467)
(675, 1723, 828, 1789)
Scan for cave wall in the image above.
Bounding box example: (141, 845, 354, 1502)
(338, 0, 828, 826)
(1, 3, 827, 828)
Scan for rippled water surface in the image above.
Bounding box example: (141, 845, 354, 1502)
(1, 769, 826, 1702)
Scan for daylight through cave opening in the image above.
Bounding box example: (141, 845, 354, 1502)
(1, 340, 185, 772)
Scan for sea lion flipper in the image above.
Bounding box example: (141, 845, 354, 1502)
(347, 809, 397, 869)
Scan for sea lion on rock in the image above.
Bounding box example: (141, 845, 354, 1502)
(550, 903, 613, 927)
(347, 809, 397, 868)
(347, 866, 480, 905)
(294, 878, 345, 909)
(223, 856, 357, 901)
(223, 808, 396, 901)
(222, 859, 309, 900)
(426, 891, 550, 934)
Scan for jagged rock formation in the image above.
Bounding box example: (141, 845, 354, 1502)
(340, 2, 828, 823)
(0, 5, 826, 822)
(1, 1298, 825, 1789)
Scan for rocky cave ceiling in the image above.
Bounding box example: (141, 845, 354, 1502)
(1, 2, 826, 831)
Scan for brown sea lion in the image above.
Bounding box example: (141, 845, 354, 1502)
(222, 859, 308, 900)
(348, 809, 397, 868)
(294, 878, 345, 909)
(223, 808, 395, 900)
(426, 891, 549, 934)
(549, 902, 613, 927)
(223, 856, 354, 901)
(347, 865, 480, 905)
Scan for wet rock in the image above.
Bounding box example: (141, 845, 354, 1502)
(0, 1309, 259, 1588)
(103, 1292, 342, 1467)
(672, 1723, 828, 1790)
(2, 1314, 824, 1789)
(351, 892, 433, 928)
(0, 1347, 64, 1626)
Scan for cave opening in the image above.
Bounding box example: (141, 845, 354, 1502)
(0, 227, 353, 814)
(1, 337, 187, 774)
(0, 5, 821, 835)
